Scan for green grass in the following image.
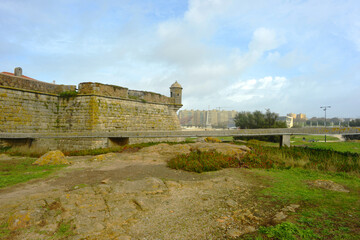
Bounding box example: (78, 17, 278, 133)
(304, 141, 360, 154)
(243, 138, 360, 154)
(56, 221, 75, 237)
(258, 222, 319, 240)
(248, 168, 360, 239)
(217, 136, 234, 142)
(0, 222, 10, 238)
(291, 134, 340, 144)
(0, 158, 66, 189)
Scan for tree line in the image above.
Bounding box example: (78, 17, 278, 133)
(234, 109, 286, 129)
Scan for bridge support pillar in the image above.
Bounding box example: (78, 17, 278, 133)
(280, 135, 291, 147)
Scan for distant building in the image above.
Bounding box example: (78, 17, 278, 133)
(287, 113, 297, 119)
(287, 113, 307, 120)
(296, 113, 307, 120)
(278, 116, 293, 128)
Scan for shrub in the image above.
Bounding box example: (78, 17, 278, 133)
(167, 149, 240, 173)
(59, 90, 78, 98)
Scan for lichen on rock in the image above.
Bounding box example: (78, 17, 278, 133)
(33, 150, 70, 165)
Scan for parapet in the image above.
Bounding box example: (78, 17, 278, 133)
(0, 70, 178, 106)
(79, 82, 175, 105)
(78, 82, 128, 98)
(0, 72, 75, 94)
(128, 90, 175, 104)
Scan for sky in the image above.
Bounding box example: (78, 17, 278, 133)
(1, 0, 359, 118)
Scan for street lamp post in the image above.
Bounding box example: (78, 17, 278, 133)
(320, 106, 331, 142)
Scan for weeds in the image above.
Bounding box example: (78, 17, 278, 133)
(4, 145, 49, 158)
(167, 148, 276, 173)
(59, 90, 78, 99)
(167, 149, 240, 173)
(56, 220, 75, 237)
(168, 143, 360, 175)
(258, 222, 319, 239)
(244, 143, 360, 174)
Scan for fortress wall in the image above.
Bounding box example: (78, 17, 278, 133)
(0, 86, 181, 134)
(0, 73, 75, 94)
(57, 96, 100, 132)
(0, 74, 182, 150)
(88, 96, 181, 131)
(31, 138, 109, 151)
(0, 87, 59, 133)
(0, 87, 97, 134)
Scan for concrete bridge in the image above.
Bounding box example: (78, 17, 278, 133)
(1, 127, 359, 148)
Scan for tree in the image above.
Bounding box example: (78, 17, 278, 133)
(349, 119, 360, 127)
(234, 109, 286, 143)
(234, 109, 286, 129)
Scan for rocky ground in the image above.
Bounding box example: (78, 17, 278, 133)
(0, 143, 296, 239)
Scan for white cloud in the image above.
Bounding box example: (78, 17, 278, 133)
(1, 0, 359, 117)
(184, 0, 232, 26)
(222, 76, 287, 103)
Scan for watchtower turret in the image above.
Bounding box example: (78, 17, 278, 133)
(14, 67, 22, 76)
(170, 81, 182, 106)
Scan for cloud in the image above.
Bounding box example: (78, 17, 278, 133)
(232, 28, 285, 72)
(1, 0, 359, 117)
(222, 76, 287, 102)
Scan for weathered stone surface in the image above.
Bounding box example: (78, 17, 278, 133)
(115, 177, 167, 194)
(226, 199, 238, 208)
(0, 153, 9, 160)
(91, 153, 116, 162)
(33, 150, 70, 165)
(0, 143, 272, 240)
(309, 179, 349, 192)
(272, 211, 288, 224)
(282, 204, 300, 212)
(7, 210, 31, 230)
(227, 228, 242, 238)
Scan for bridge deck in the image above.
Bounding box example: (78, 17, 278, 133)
(1, 127, 359, 139)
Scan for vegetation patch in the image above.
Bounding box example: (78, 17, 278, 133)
(305, 141, 360, 154)
(0, 158, 66, 189)
(204, 137, 222, 143)
(59, 90, 78, 99)
(167, 149, 240, 173)
(249, 168, 360, 239)
(291, 134, 339, 144)
(167, 148, 274, 173)
(167, 141, 360, 239)
(56, 220, 75, 237)
(243, 143, 360, 174)
(258, 222, 319, 240)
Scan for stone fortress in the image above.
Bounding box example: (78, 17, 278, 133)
(0, 68, 183, 151)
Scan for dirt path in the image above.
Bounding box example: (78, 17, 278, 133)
(0, 143, 280, 240)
